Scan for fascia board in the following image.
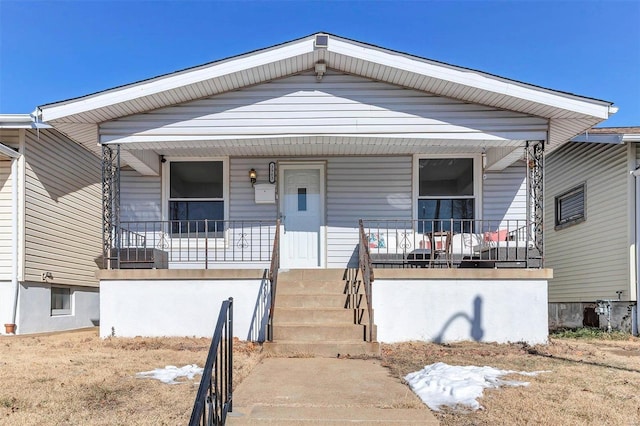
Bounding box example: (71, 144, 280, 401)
(328, 38, 612, 120)
(39, 39, 315, 122)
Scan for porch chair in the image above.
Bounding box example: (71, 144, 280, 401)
(429, 231, 452, 268)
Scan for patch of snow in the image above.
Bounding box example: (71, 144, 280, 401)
(405, 362, 549, 412)
(136, 364, 204, 384)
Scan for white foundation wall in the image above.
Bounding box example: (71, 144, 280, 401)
(100, 280, 269, 340)
(0, 281, 13, 326)
(15, 282, 100, 334)
(373, 279, 548, 344)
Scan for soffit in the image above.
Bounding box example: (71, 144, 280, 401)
(115, 135, 523, 158)
(39, 33, 613, 152)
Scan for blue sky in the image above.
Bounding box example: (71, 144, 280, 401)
(1, 1, 638, 127)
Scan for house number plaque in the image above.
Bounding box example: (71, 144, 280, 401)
(269, 162, 276, 184)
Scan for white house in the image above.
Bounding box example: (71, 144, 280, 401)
(546, 127, 640, 335)
(0, 115, 101, 335)
(35, 33, 615, 350)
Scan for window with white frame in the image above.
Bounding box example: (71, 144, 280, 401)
(417, 158, 476, 233)
(555, 184, 585, 229)
(51, 287, 71, 316)
(168, 160, 226, 236)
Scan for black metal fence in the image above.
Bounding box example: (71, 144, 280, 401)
(189, 297, 233, 426)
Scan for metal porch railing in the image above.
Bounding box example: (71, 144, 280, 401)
(189, 297, 233, 426)
(106, 220, 277, 269)
(361, 219, 542, 269)
(358, 220, 375, 342)
(267, 219, 280, 342)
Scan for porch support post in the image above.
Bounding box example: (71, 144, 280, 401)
(102, 144, 121, 269)
(526, 140, 544, 266)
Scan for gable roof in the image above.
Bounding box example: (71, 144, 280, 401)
(37, 32, 616, 152)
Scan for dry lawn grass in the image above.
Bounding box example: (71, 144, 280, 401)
(0, 328, 262, 425)
(381, 336, 640, 425)
(3, 328, 640, 425)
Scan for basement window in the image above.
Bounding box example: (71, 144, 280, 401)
(51, 287, 72, 316)
(555, 184, 585, 229)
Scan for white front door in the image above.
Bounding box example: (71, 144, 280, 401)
(279, 164, 325, 268)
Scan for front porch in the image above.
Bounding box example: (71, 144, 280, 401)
(104, 217, 543, 271)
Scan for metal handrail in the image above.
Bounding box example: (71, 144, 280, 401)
(189, 297, 233, 426)
(358, 219, 375, 342)
(267, 219, 280, 342)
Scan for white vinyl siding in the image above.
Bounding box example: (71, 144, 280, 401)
(482, 162, 527, 227)
(120, 169, 162, 221)
(23, 130, 102, 287)
(229, 158, 278, 220)
(326, 156, 412, 267)
(99, 71, 548, 147)
(0, 159, 13, 279)
(546, 142, 630, 302)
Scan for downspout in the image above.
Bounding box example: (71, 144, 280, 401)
(633, 166, 640, 336)
(9, 154, 20, 331)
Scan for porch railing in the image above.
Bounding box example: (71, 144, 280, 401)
(267, 219, 280, 342)
(361, 219, 542, 268)
(108, 220, 277, 269)
(358, 220, 375, 342)
(189, 297, 233, 426)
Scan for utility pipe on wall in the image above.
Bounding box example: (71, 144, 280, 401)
(9, 155, 20, 328)
(634, 168, 640, 336)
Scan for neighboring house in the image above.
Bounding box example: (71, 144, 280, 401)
(546, 127, 640, 335)
(0, 115, 101, 335)
(35, 33, 615, 346)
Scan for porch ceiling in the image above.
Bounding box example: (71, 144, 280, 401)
(37, 33, 614, 169)
(119, 135, 523, 158)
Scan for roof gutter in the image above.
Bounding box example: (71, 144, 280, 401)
(0, 113, 51, 129)
(571, 133, 624, 144)
(623, 134, 640, 144)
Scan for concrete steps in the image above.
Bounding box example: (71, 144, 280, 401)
(274, 307, 354, 324)
(276, 294, 348, 308)
(263, 341, 380, 358)
(266, 269, 379, 357)
(272, 324, 365, 341)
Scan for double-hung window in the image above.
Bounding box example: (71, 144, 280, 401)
(416, 157, 477, 233)
(168, 160, 226, 237)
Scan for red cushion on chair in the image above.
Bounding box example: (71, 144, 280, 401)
(484, 229, 508, 242)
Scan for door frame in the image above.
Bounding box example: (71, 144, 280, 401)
(278, 161, 327, 268)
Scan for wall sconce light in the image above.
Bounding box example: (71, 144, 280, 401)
(249, 168, 257, 186)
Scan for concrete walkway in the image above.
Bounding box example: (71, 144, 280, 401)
(227, 357, 439, 425)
